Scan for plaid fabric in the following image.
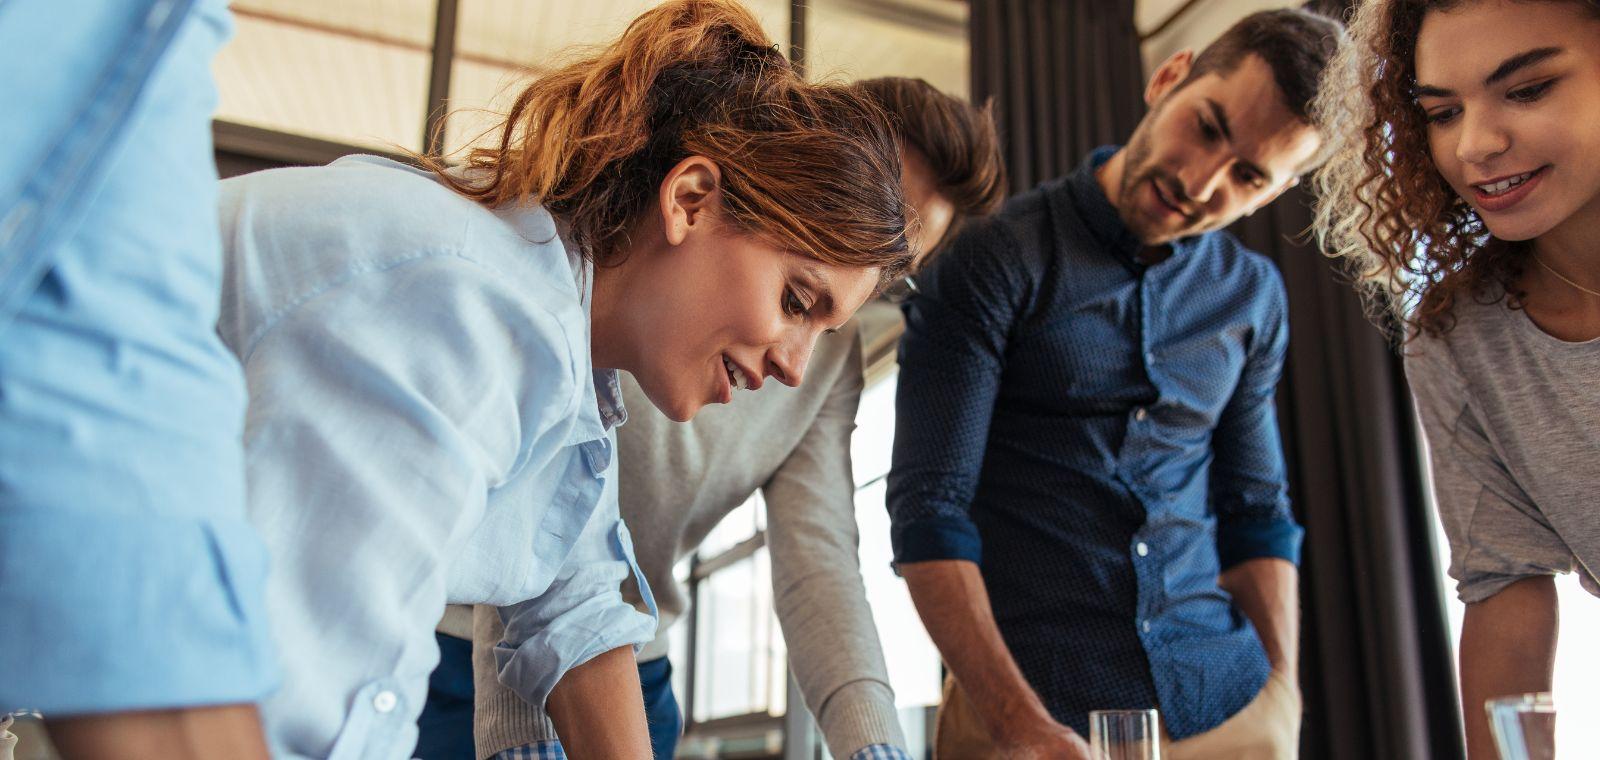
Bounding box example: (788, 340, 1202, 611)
(851, 744, 913, 760)
(489, 740, 904, 760)
(491, 741, 566, 760)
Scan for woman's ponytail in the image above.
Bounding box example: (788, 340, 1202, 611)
(426, 0, 911, 281)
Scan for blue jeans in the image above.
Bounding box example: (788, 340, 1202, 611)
(418, 633, 683, 759)
(0, 0, 274, 713)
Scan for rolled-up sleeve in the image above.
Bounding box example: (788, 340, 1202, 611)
(1406, 341, 1575, 604)
(887, 220, 1031, 566)
(493, 486, 657, 710)
(1211, 270, 1302, 569)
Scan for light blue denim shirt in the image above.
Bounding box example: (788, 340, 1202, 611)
(1, 0, 277, 714)
(217, 155, 656, 760)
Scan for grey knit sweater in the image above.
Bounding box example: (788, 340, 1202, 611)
(455, 322, 906, 759)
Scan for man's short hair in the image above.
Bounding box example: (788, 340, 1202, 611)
(1181, 8, 1345, 125)
(855, 77, 1007, 248)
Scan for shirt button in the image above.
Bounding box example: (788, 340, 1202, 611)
(1134, 407, 1149, 422)
(1136, 542, 1149, 557)
(373, 690, 398, 713)
(1142, 620, 1152, 633)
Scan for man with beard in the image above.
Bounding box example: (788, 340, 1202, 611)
(886, 10, 1342, 759)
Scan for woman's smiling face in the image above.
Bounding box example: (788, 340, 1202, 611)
(1415, 0, 1600, 242)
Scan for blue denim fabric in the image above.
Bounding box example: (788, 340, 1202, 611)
(636, 656, 683, 760)
(0, 0, 277, 714)
(415, 633, 476, 760)
(888, 147, 1300, 740)
(422, 646, 680, 760)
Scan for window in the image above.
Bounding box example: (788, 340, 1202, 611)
(216, 1, 435, 151)
(1421, 424, 1600, 752)
(804, 0, 967, 99)
(442, 0, 790, 154)
(850, 370, 943, 712)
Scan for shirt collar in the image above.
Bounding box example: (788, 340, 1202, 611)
(594, 369, 627, 430)
(1061, 146, 1191, 266)
(564, 232, 628, 431)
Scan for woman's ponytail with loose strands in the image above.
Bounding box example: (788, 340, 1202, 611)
(424, 0, 912, 285)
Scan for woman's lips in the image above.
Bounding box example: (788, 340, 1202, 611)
(1470, 166, 1548, 214)
(714, 356, 732, 404)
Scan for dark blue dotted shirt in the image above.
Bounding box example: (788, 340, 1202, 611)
(887, 147, 1301, 740)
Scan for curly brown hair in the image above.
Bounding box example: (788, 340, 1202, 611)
(421, 0, 912, 286)
(1312, 0, 1600, 340)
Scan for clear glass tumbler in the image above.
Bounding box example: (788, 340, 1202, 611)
(1089, 708, 1161, 760)
(1487, 692, 1556, 760)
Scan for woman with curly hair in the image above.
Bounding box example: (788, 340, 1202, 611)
(1313, 1, 1600, 756)
(212, 1, 911, 758)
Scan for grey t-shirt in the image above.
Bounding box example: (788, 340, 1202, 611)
(1406, 292, 1600, 604)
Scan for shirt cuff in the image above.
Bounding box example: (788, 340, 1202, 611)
(1216, 517, 1304, 569)
(494, 600, 656, 711)
(890, 515, 982, 565)
(816, 679, 908, 759)
(0, 511, 278, 713)
(851, 745, 914, 760)
(491, 741, 566, 760)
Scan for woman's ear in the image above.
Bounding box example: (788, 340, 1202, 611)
(659, 156, 723, 245)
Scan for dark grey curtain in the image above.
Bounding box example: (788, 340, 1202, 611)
(968, 1, 1465, 757)
(1232, 190, 1465, 760)
(968, 0, 1144, 194)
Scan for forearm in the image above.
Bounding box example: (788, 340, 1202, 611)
(1218, 557, 1299, 676)
(901, 560, 1057, 739)
(47, 704, 270, 760)
(771, 539, 906, 755)
(1459, 576, 1558, 760)
(545, 645, 651, 760)
(767, 459, 905, 752)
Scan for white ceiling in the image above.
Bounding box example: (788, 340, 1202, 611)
(215, 0, 970, 152)
(1136, 0, 1303, 73)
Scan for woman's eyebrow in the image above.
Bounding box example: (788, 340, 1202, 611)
(1416, 46, 1565, 98)
(1485, 46, 1563, 86)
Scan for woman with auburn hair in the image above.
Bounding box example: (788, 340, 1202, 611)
(1313, 1, 1600, 756)
(213, 1, 910, 758)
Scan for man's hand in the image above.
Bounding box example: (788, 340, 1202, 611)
(1219, 557, 1299, 681)
(901, 560, 1090, 758)
(995, 717, 1093, 760)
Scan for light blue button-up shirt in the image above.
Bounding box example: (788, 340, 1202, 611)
(1, 0, 278, 714)
(217, 155, 656, 760)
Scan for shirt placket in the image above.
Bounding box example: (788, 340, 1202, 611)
(1122, 267, 1166, 651)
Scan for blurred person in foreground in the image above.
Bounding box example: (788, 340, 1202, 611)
(0, 1, 277, 757)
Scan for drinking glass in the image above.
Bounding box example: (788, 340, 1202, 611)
(1487, 692, 1556, 760)
(1089, 708, 1161, 760)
